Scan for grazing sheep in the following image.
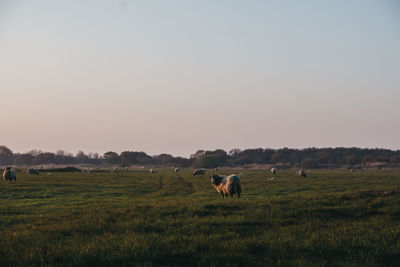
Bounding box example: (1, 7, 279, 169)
(297, 170, 307, 177)
(270, 167, 277, 174)
(3, 167, 17, 183)
(27, 168, 40, 175)
(210, 174, 241, 198)
(193, 168, 206, 176)
(174, 167, 180, 172)
(149, 168, 156, 173)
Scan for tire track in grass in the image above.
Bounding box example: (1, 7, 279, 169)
(132, 173, 164, 197)
(176, 174, 195, 194)
(148, 174, 164, 194)
(157, 175, 164, 192)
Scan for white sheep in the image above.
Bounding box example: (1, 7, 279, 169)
(192, 168, 206, 176)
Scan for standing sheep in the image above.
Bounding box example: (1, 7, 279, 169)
(149, 168, 156, 173)
(297, 170, 307, 177)
(270, 167, 277, 174)
(3, 167, 17, 183)
(210, 174, 241, 198)
(27, 168, 40, 175)
(174, 167, 180, 172)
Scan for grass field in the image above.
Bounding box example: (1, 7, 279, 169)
(0, 169, 399, 266)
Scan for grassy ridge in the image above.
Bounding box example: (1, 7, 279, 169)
(0, 169, 399, 266)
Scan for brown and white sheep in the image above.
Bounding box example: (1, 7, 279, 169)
(3, 167, 17, 183)
(297, 170, 307, 177)
(210, 174, 241, 198)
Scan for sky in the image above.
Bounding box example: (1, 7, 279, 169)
(0, 0, 399, 157)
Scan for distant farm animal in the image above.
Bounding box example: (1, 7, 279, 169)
(174, 167, 180, 172)
(149, 169, 156, 173)
(270, 168, 277, 174)
(297, 170, 307, 177)
(193, 168, 206, 176)
(26, 168, 40, 175)
(210, 174, 241, 198)
(3, 167, 17, 183)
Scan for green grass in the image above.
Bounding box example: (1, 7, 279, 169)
(0, 169, 399, 266)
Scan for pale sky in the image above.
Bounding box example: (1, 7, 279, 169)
(0, 0, 399, 157)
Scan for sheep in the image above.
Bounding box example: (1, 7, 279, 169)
(210, 174, 241, 198)
(149, 168, 156, 173)
(174, 167, 180, 172)
(3, 167, 17, 183)
(297, 170, 307, 177)
(193, 168, 206, 176)
(26, 168, 40, 175)
(270, 167, 277, 174)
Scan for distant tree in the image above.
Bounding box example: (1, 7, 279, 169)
(103, 151, 121, 165)
(193, 154, 219, 168)
(152, 154, 175, 166)
(76, 151, 90, 164)
(346, 154, 360, 166)
(192, 149, 229, 168)
(229, 148, 241, 156)
(33, 152, 56, 165)
(390, 155, 400, 165)
(28, 149, 43, 156)
(120, 151, 152, 165)
(13, 153, 34, 166)
(301, 157, 317, 169)
(190, 150, 205, 159)
(173, 156, 192, 167)
(0, 146, 13, 165)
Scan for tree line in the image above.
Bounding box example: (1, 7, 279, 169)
(1, 145, 399, 169)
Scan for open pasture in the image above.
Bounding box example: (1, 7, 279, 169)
(1, 169, 400, 266)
